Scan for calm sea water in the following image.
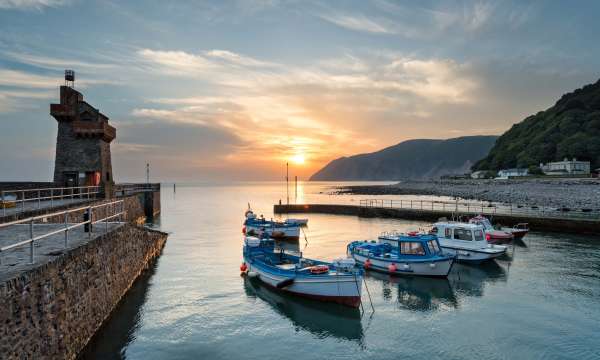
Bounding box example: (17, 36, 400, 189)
(81, 182, 600, 360)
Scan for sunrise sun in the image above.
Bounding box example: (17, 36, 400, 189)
(290, 153, 306, 165)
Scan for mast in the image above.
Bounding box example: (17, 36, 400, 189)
(286, 162, 289, 205)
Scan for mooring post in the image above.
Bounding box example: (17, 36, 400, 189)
(37, 190, 41, 209)
(22, 190, 25, 212)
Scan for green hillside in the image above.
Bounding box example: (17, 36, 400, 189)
(473, 79, 600, 171)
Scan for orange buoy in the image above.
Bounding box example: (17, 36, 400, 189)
(388, 263, 397, 272)
(240, 262, 248, 272)
(242, 226, 246, 234)
(364, 259, 372, 269)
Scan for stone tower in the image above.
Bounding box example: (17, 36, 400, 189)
(50, 71, 116, 197)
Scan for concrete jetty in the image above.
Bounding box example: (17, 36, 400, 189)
(274, 203, 600, 235)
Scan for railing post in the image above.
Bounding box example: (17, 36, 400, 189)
(22, 190, 25, 212)
(64, 211, 69, 248)
(88, 206, 92, 239)
(38, 190, 41, 209)
(50, 189, 54, 208)
(29, 218, 34, 264)
(420, 200, 423, 210)
(1, 191, 5, 217)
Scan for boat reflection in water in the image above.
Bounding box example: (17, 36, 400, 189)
(449, 261, 507, 297)
(243, 276, 364, 343)
(368, 260, 509, 311)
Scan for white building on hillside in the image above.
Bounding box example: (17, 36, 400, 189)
(471, 170, 489, 179)
(496, 168, 528, 179)
(540, 158, 590, 175)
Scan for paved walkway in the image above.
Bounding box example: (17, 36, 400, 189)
(1, 197, 95, 218)
(0, 223, 122, 283)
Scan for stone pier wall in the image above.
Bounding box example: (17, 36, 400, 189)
(0, 224, 167, 359)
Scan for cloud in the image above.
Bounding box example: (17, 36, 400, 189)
(2, 51, 116, 70)
(0, 0, 70, 10)
(318, 13, 394, 34)
(0, 69, 119, 89)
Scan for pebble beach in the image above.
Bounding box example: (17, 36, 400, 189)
(336, 178, 600, 210)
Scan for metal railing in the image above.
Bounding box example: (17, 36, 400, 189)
(0, 186, 100, 216)
(114, 183, 160, 197)
(359, 198, 600, 221)
(0, 200, 124, 265)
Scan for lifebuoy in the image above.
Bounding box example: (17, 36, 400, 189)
(309, 265, 329, 274)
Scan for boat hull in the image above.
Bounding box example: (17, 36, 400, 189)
(507, 228, 528, 240)
(351, 253, 454, 277)
(244, 258, 362, 308)
(245, 224, 300, 240)
(439, 245, 505, 264)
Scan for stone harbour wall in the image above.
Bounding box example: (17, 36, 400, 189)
(0, 224, 168, 359)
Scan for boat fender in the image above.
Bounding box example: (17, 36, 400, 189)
(388, 263, 397, 272)
(276, 278, 295, 289)
(240, 262, 248, 272)
(429, 263, 436, 269)
(402, 263, 410, 270)
(364, 259, 372, 270)
(242, 226, 246, 235)
(247, 271, 259, 279)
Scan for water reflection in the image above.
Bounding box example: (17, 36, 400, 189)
(448, 262, 507, 297)
(78, 256, 161, 360)
(368, 272, 457, 311)
(366, 260, 509, 312)
(243, 277, 364, 343)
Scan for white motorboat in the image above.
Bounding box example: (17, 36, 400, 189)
(430, 222, 507, 264)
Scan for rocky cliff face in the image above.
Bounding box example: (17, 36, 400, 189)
(310, 136, 498, 181)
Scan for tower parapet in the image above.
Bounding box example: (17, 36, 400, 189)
(51, 75, 115, 197)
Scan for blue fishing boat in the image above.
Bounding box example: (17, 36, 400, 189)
(243, 208, 300, 240)
(241, 236, 363, 307)
(347, 232, 455, 277)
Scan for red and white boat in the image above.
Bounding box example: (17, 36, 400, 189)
(468, 215, 514, 244)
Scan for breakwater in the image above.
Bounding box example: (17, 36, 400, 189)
(0, 224, 167, 359)
(274, 204, 600, 235)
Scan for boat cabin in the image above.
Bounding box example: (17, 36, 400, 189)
(376, 233, 443, 257)
(430, 222, 486, 243)
(468, 216, 494, 231)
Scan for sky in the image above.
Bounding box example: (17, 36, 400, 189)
(0, 0, 599, 182)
